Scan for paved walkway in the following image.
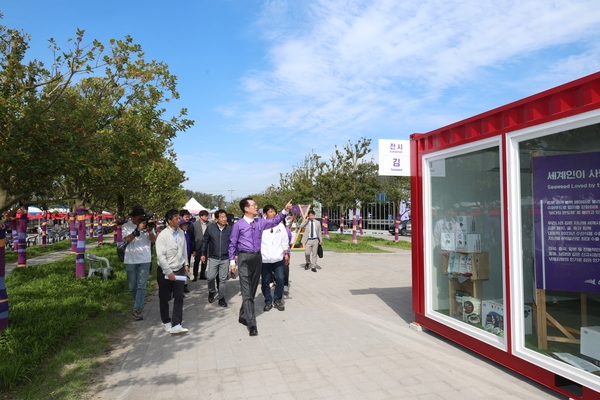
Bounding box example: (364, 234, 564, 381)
(85, 243, 563, 400)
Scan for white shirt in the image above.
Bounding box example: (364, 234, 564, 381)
(155, 226, 188, 275)
(122, 221, 153, 264)
(261, 222, 289, 263)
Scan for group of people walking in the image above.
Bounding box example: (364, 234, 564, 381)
(122, 198, 322, 337)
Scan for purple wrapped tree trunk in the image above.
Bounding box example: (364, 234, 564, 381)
(116, 221, 123, 245)
(352, 208, 358, 244)
(41, 213, 47, 247)
(0, 226, 8, 331)
(89, 213, 94, 238)
(97, 214, 103, 245)
(17, 212, 27, 267)
(11, 217, 17, 253)
(69, 213, 77, 254)
(323, 210, 330, 240)
(76, 208, 87, 278)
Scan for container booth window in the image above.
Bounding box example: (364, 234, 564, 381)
(508, 110, 600, 393)
(424, 139, 506, 347)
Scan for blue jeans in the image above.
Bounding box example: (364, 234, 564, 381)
(261, 260, 285, 304)
(125, 262, 151, 311)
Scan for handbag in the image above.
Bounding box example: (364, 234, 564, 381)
(317, 243, 323, 258)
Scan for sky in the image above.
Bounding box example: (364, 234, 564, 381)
(3, 0, 600, 203)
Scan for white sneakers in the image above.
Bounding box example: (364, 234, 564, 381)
(163, 322, 189, 334)
(169, 324, 189, 334)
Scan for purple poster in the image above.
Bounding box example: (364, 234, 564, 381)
(533, 152, 600, 293)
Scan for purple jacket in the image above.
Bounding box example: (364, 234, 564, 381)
(228, 213, 286, 261)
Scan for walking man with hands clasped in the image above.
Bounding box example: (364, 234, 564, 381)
(201, 209, 232, 308)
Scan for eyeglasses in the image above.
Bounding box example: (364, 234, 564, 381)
(248, 203, 258, 208)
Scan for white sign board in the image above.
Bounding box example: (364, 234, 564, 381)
(378, 139, 410, 176)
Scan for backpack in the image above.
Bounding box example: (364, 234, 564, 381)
(117, 241, 128, 262)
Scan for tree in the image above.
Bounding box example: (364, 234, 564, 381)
(0, 20, 193, 215)
(283, 151, 320, 205)
(381, 176, 411, 217)
(381, 175, 411, 241)
(315, 137, 380, 242)
(0, 22, 104, 213)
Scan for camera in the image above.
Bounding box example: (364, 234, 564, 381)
(141, 212, 156, 229)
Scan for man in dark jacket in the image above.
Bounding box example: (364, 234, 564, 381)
(200, 209, 232, 307)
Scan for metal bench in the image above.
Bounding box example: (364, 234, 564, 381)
(85, 253, 114, 280)
(26, 235, 39, 247)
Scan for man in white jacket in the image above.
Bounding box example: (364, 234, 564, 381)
(260, 205, 290, 312)
(155, 209, 190, 334)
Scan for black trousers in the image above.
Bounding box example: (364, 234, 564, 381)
(238, 252, 262, 329)
(157, 268, 185, 327)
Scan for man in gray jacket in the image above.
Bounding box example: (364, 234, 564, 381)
(192, 210, 210, 280)
(299, 209, 322, 272)
(200, 209, 232, 307)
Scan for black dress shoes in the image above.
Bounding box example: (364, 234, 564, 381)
(304, 263, 310, 270)
(184, 285, 190, 293)
(208, 292, 216, 303)
(249, 326, 258, 336)
(218, 298, 227, 307)
(311, 267, 317, 272)
(238, 317, 248, 326)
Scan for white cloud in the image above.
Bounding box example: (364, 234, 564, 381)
(225, 0, 600, 138)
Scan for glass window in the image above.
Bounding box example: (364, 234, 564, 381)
(518, 123, 600, 380)
(428, 145, 505, 339)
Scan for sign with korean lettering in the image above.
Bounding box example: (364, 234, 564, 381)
(378, 139, 410, 176)
(533, 152, 600, 293)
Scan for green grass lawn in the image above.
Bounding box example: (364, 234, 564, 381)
(319, 232, 412, 252)
(0, 243, 135, 399)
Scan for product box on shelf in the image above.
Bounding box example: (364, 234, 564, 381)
(481, 299, 532, 334)
(581, 326, 600, 365)
(456, 233, 481, 253)
(457, 216, 477, 233)
(441, 232, 456, 251)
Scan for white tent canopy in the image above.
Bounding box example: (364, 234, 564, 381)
(183, 198, 206, 214)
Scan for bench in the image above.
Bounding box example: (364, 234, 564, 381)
(85, 253, 114, 280)
(26, 235, 40, 247)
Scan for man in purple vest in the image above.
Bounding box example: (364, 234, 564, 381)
(229, 197, 293, 336)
